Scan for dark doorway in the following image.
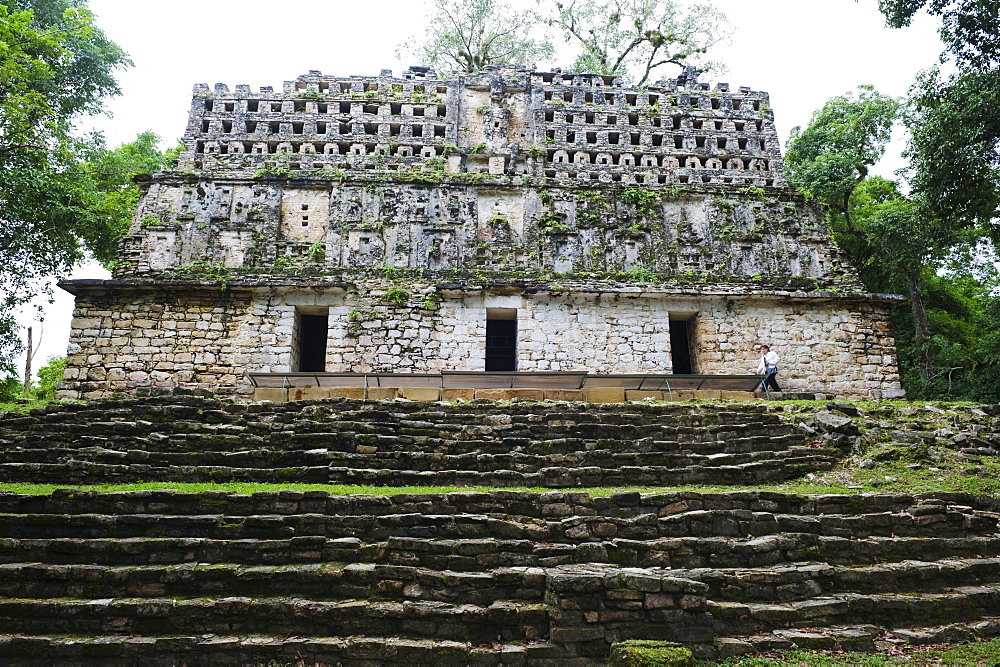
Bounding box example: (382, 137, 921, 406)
(486, 312, 517, 371)
(296, 311, 329, 372)
(669, 318, 694, 374)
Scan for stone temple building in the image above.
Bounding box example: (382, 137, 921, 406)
(57, 65, 904, 400)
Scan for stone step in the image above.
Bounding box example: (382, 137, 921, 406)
(2, 428, 805, 460)
(605, 535, 1000, 569)
(0, 455, 838, 486)
(2, 504, 990, 542)
(673, 558, 1000, 602)
(0, 443, 830, 469)
(0, 562, 549, 604)
(708, 585, 1000, 635)
(887, 617, 1000, 645)
(0, 634, 565, 665)
(5, 397, 788, 427)
(713, 624, 881, 658)
(4, 533, 1000, 575)
(7, 556, 998, 607)
(0, 597, 550, 641)
(655, 507, 997, 539)
(4, 490, 989, 521)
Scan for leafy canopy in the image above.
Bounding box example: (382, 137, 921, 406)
(543, 0, 731, 85)
(401, 0, 553, 74)
(904, 67, 1000, 241)
(877, 0, 1000, 69)
(0, 0, 152, 369)
(785, 86, 899, 225)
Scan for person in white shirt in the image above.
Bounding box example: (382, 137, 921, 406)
(756, 344, 782, 392)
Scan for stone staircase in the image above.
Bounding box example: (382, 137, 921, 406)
(2, 395, 1000, 663)
(0, 489, 997, 664)
(0, 394, 840, 486)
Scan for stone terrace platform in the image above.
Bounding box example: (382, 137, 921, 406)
(0, 394, 837, 487)
(0, 489, 997, 664)
(249, 371, 772, 403)
(2, 395, 998, 663)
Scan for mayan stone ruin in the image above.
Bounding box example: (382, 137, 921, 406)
(58, 65, 903, 400)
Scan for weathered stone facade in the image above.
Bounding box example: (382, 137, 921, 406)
(60, 65, 903, 399)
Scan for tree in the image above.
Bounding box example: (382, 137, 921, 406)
(31, 355, 66, 400)
(877, 0, 1000, 69)
(787, 85, 1000, 398)
(903, 67, 1000, 243)
(542, 0, 730, 85)
(0, 0, 131, 369)
(401, 0, 553, 74)
(785, 87, 899, 233)
(877, 0, 1000, 244)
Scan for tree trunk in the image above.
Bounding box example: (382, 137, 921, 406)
(22, 327, 32, 397)
(903, 272, 932, 377)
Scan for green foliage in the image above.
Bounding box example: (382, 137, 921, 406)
(380, 286, 410, 308)
(296, 87, 323, 101)
(785, 86, 899, 220)
(610, 640, 693, 666)
(0, 0, 133, 365)
(892, 272, 1000, 401)
(254, 164, 293, 179)
(168, 260, 233, 289)
(0, 374, 21, 402)
(878, 0, 1000, 69)
(904, 67, 1000, 242)
(542, 0, 731, 85)
(787, 82, 999, 401)
(399, 0, 553, 74)
(620, 188, 660, 217)
(31, 356, 65, 400)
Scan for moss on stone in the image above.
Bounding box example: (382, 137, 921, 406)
(610, 640, 695, 666)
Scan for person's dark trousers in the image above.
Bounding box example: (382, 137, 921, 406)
(764, 373, 781, 392)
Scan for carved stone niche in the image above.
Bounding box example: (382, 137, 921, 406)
(346, 227, 385, 267)
(280, 188, 330, 243)
(419, 228, 454, 269)
(147, 230, 178, 270)
(483, 107, 510, 144)
(476, 193, 525, 241)
(219, 230, 252, 268)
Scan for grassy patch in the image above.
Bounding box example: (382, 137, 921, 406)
(0, 398, 57, 414)
(0, 482, 558, 496)
(703, 637, 1000, 665)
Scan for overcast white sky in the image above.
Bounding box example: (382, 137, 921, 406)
(12, 0, 945, 375)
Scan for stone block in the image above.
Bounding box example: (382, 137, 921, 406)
(543, 389, 586, 402)
(290, 387, 360, 400)
(714, 638, 754, 658)
(442, 388, 476, 402)
(550, 626, 606, 643)
(365, 387, 398, 401)
(694, 389, 722, 399)
(399, 387, 441, 402)
(253, 387, 287, 402)
(626, 390, 664, 402)
(475, 389, 544, 401)
(586, 388, 626, 404)
(672, 390, 698, 401)
(720, 390, 753, 400)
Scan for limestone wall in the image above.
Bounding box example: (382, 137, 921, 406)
(58, 282, 901, 399)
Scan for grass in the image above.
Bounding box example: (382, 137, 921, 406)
(0, 398, 56, 414)
(702, 638, 1000, 665)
